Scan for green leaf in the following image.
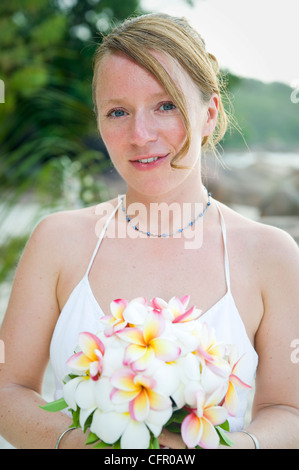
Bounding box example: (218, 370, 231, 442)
(219, 419, 230, 432)
(165, 422, 181, 433)
(39, 397, 68, 412)
(151, 437, 160, 449)
(85, 432, 100, 446)
(93, 440, 110, 449)
(216, 425, 235, 447)
(71, 407, 80, 428)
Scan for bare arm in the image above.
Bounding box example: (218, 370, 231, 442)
(241, 227, 299, 449)
(0, 216, 88, 448)
(159, 226, 299, 450)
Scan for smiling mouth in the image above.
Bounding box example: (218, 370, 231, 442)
(136, 156, 159, 163)
(131, 154, 168, 164)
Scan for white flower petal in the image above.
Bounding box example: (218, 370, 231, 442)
(154, 363, 180, 396)
(75, 379, 96, 410)
(90, 409, 130, 444)
(123, 301, 148, 325)
(102, 344, 126, 376)
(63, 377, 85, 410)
(201, 364, 229, 396)
(146, 407, 173, 437)
(184, 381, 204, 408)
(171, 383, 185, 409)
(79, 407, 96, 429)
(121, 420, 150, 449)
(183, 353, 201, 381)
(94, 377, 115, 411)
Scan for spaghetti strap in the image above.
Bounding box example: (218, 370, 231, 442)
(84, 198, 122, 278)
(215, 201, 231, 292)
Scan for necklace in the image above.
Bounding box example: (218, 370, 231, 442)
(121, 189, 212, 238)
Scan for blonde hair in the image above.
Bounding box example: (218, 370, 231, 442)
(92, 13, 230, 168)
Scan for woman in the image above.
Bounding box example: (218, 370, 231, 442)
(0, 13, 299, 449)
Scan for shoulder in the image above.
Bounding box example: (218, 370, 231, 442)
(26, 198, 121, 265)
(31, 198, 121, 242)
(219, 201, 299, 287)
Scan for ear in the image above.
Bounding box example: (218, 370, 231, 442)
(202, 94, 219, 137)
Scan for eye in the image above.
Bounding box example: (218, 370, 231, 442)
(159, 102, 176, 112)
(107, 108, 127, 118)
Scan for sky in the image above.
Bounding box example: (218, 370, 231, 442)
(141, 0, 299, 87)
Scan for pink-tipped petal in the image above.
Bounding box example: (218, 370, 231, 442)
(123, 344, 147, 366)
(116, 327, 145, 346)
(172, 306, 201, 323)
(150, 297, 168, 311)
(168, 297, 184, 318)
(150, 338, 181, 362)
(110, 388, 139, 405)
(66, 351, 91, 371)
(224, 382, 239, 416)
(181, 412, 203, 449)
(129, 389, 149, 422)
(204, 405, 227, 426)
(230, 374, 251, 390)
(133, 374, 156, 390)
(78, 332, 105, 360)
(110, 299, 128, 320)
(198, 417, 220, 449)
(197, 345, 216, 364)
(143, 314, 165, 344)
(147, 389, 172, 411)
(179, 295, 190, 308)
(130, 347, 155, 372)
(110, 368, 136, 391)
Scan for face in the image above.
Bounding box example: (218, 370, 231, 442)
(95, 52, 218, 199)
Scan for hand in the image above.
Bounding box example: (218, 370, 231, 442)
(158, 428, 187, 449)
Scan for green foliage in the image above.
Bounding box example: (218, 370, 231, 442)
(222, 74, 299, 151)
(39, 397, 68, 412)
(0, 0, 144, 285)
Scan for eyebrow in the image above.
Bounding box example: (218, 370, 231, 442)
(99, 91, 172, 108)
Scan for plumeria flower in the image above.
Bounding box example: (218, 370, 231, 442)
(66, 332, 105, 381)
(194, 323, 230, 377)
(87, 365, 176, 449)
(116, 313, 181, 371)
(100, 299, 129, 337)
(151, 296, 201, 323)
(223, 354, 251, 416)
(101, 297, 148, 337)
(110, 368, 173, 422)
(63, 376, 97, 429)
(181, 385, 228, 449)
(90, 407, 172, 449)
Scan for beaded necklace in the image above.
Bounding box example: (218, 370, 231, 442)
(121, 190, 211, 238)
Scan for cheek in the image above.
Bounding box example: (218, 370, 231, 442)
(99, 123, 127, 157)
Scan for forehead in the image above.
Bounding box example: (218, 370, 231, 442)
(95, 51, 199, 104)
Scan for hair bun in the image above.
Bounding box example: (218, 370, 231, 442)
(208, 52, 219, 74)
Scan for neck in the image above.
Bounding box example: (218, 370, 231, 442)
(123, 177, 210, 238)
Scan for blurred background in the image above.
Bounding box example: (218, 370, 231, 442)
(0, 0, 298, 448)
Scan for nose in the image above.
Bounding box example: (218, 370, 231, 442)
(129, 110, 158, 147)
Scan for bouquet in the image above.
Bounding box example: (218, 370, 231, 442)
(42, 295, 251, 449)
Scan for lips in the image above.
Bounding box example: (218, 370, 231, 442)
(129, 154, 168, 170)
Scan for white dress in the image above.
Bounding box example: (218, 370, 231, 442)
(50, 199, 258, 432)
